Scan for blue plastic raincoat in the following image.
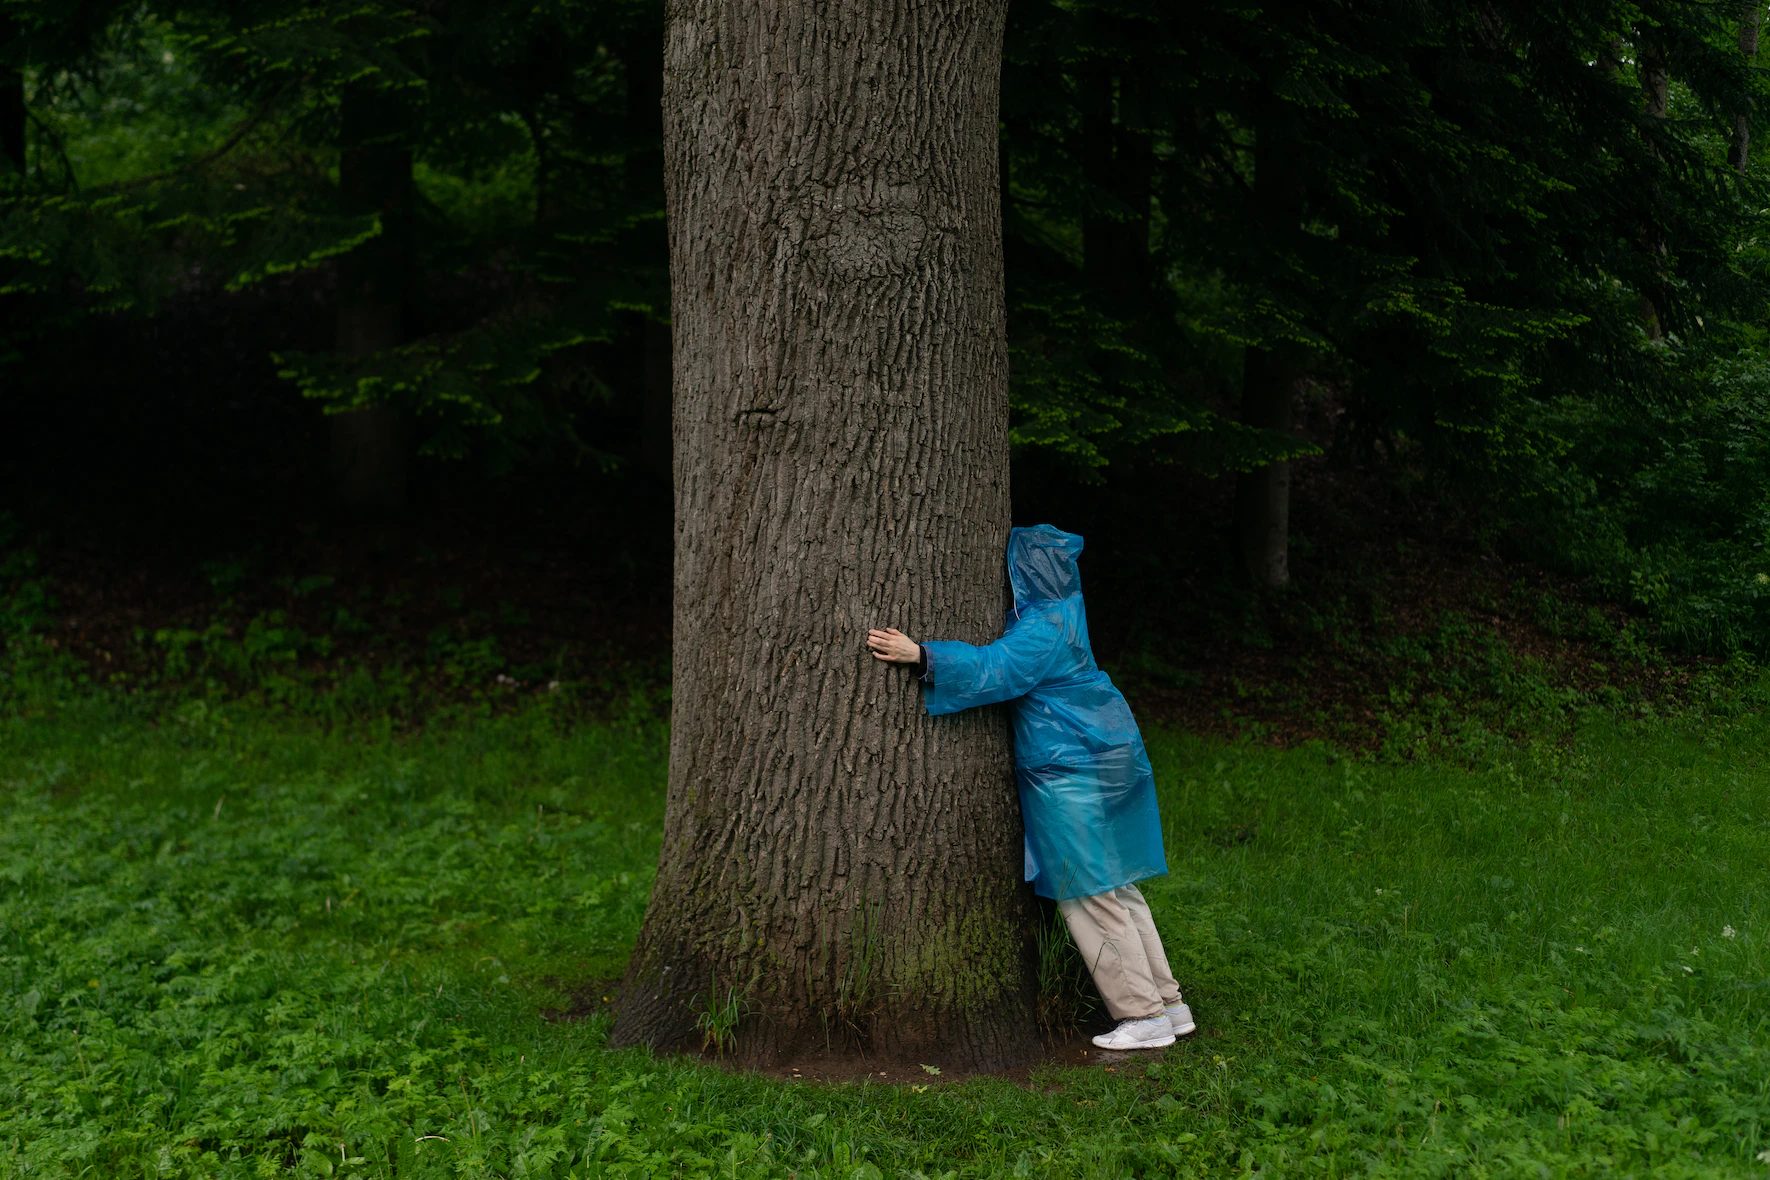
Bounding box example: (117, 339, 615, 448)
(922, 525, 1167, 900)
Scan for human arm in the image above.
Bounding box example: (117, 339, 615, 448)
(920, 608, 1063, 715)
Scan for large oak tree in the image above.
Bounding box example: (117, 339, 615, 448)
(610, 0, 1040, 1070)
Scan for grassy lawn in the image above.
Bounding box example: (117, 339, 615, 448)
(3, 691, 1768, 1178)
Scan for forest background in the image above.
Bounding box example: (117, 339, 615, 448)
(11, 0, 1770, 725)
(7, 1, 1770, 1176)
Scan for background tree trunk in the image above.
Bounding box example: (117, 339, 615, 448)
(1236, 349, 1299, 588)
(639, 317, 671, 480)
(1079, 66, 1152, 303)
(1236, 97, 1302, 590)
(1731, 2, 1761, 172)
(622, 14, 672, 481)
(0, 16, 25, 177)
(1636, 24, 1669, 339)
(330, 84, 411, 512)
(611, 0, 1036, 1071)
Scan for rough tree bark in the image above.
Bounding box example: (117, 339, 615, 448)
(1731, 2, 1761, 172)
(330, 84, 411, 511)
(0, 17, 25, 177)
(611, 0, 1038, 1071)
(1236, 96, 1303, 590)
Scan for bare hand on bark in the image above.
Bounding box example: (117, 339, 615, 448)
(867, 628, 920, 664)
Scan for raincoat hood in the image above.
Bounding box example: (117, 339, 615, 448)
(1008, 525, 1084, 607)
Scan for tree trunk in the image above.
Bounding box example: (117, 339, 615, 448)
(1637, 26, 1669, 339)
(611, 0, 1035, 1072)
(330, 84, 412, 511)
(1079, 66, 1152, 301)
(1731, 2, 1761, 172)
(1235, 98, 1302, 590)
(622, 13, 666, 200)
(0, 16, 25, 177)
(639, 316, 671, 480)
(622, 15, 672, 481)
(1235, 349, 1299, 589)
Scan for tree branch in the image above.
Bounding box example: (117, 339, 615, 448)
(24, 107, 77, 192)
(99, 93, 286, 193)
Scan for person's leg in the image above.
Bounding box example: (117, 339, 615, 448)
(1118, 884, 1182, 1007)
(1059, 889, 1165, 1020)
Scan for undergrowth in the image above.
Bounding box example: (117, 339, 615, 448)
(0, 522, 663, 727)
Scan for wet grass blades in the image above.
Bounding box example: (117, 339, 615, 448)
(693, 983, 747, 1058)
(2, 693, 1769, 1176)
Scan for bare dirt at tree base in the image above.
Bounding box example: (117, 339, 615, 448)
(543, 980, 1212, 1087)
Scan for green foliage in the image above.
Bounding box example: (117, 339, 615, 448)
(0, 515, 50, 638)
(1004, 278, 1317, 480)
(996, 0, 1770, 664)
(118, 599, 657, 724)
(251, 0, 671, 469)
(273, 288, 645, 472)
(0, 520, 665, 725)
(3, 668, 1769, 1176)
(1514, 348, 1770, 654)
(1033, 906, 1097, 1037)
(691, 985, 745, 1058)
(3, 0, 667, 469)
(998, 0, 1626, 477)
(0, 7, 389, 363)
(21, 14, 249, 189)
(21, 0, 1770, 656)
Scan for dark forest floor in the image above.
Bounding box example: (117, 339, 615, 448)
(5, 445, 1729, 749)
(1056, 457, 1732, 748)
(15, 473, 674, 700)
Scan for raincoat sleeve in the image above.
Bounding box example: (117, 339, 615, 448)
(920, 609, 1064, 716)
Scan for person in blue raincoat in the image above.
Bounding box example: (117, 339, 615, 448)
(866, 524, 1196, 1051)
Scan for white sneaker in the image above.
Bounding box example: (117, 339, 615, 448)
(1091, 1016, 1175, 1050)
(1165, 1003, 1196, 1036)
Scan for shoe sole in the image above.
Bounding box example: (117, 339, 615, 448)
(1171, 1022, 1196, 1037)
(1092, 1033, 1176, 1050)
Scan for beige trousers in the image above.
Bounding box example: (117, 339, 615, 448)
(1059, 883, 1182, 1021)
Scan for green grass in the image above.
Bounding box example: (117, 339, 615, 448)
(3, 689, 1769, 1178)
